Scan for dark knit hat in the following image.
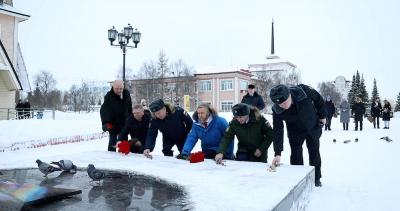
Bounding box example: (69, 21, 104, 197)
(248, 84, 255, 89)
(232, 103, 250, 117)
(270, 84, 290, 104)
(149, 99, 165, 112)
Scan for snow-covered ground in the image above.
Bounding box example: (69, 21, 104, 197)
(0, 111, 399, 211)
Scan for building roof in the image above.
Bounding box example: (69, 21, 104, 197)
(0, 3, 30, 21)
(195, 66, 252, 76)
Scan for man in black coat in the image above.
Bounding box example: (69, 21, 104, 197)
(370, 97, 382, 129)
(118, 104, 151, 153)
(143, 99, 193, 158)
(270, 84, 327, 187)
(351, 96, 366, 131)
(100, 80, 133, 151)
(324, 96, 335, 131)
(241, 84, 265, 111)
(15, 99, 23, 119)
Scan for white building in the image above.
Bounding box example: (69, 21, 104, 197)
(333, 75, 351, 99)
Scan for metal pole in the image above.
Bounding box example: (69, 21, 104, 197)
(122, 46, 126, 84)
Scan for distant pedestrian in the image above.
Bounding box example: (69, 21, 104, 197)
(100, 80, 133, 151)
(15, 99, 23, 119)
(22, 99, 31, 119)
(324, 96, 335, 131)
(382, 99, 391, 129)
(351, 96, 366, 131)
(339, 99, 350, 130)
(269, 84, 327, 187)
(370, 97, 382, 129)
(241, 84, 265, 111)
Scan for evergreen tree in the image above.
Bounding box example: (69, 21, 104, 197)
(348, 74, 356, 106)
(354, 70, 361, 97)
(395, 92, 400, 112)
(360, 74, 369, 104)
(370, 78, 379, 102)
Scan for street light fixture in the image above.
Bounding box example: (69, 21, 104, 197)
(107, 24, 141, 84)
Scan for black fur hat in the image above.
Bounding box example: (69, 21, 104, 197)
(270, 84, 290, 104)
(149, 99, 165, 112)
(232, 103, 250, 117)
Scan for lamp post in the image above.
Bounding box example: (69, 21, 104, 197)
(107, 24, 141, 84)
(171, 71, 181, 105)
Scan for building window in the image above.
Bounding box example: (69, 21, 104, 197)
(220, 79, 233, 91)
(199, 80, 212, 92)
(221, 101, 234, 112)
(239, 80, 248, 91)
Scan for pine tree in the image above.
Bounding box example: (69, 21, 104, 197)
(360, 74, 369, 105)
(348, 74, 356, 106)
(395, 92, 400, 112)
(370, 78, 379, 102)
(354, 70, 361, 97)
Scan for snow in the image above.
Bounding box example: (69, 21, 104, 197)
(0, 111, 399, 211)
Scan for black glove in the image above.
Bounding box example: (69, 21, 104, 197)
(176, 153, 188, 160)
(102, 123, 108, 132)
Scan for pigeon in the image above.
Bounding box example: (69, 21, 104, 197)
(333, 139, 336, 143)
(355, 138, 359, 142)
(343, 140, 351, 144)
(380, 136, 393, 142)
(36, 159, 61, 177)
(87, 164, 106, 182)
(51, 160, 77, 173)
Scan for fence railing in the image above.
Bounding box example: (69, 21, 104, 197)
(0, 108, 56, 120)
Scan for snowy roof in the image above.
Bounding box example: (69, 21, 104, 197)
(0, 3, 30, 20)
(195, 66, 250, 75)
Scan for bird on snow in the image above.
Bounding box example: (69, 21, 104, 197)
(87, 164, 106, 183)
(343, 140, 351, 144)
(51, 160, 77, 173)
(36, 159, 61, 177)
(380, 136, 393, 142)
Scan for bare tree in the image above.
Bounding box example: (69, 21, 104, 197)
(34, 70, 57, 96)
(318, 81, 342, 105)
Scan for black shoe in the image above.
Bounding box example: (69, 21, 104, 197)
(315, 180, 322, 187)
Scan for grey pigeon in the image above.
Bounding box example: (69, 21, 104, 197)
(355, 138, 359, 142)
(87, 164, 106, 182)
(36, 159, 61, 177)
(51, 160, 77, 173)
(343, 140, 351, 144)
(380, 136, 393, 142)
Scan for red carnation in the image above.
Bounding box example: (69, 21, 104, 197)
(107, 123, 113, 130)
(117, 140, 131, 155)
(189, 151, 205, 163)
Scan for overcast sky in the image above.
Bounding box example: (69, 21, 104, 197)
(13, 0, 400, 100)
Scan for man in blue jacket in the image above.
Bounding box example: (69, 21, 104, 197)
(270, 84, 327, 187)
(176, 103, 234, 160)
(143, 99, 193, 158)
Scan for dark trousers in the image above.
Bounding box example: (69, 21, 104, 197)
(162, 140, 185, 156)
(108, 133, 118, 151)
(373, 117, 380, 128)
(342, 123, 349, 130)
(235, 152, 267, 163)
(325, 117, 333, 130)
(355, 120, 363, 131)
(289, 135, 322, 181)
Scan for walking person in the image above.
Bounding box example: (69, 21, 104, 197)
(382, 99, 391, 129)
(241, 84, 265, 111)
(269, 84, 327, 187)
(324, 96, 335, 131)
(351, 96, 366, 131)
(370, 97, 382, 129)
(339, 99, 350, 130)
(100, 80, 133, 151)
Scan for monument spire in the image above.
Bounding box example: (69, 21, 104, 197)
(271, 19, 275, 55)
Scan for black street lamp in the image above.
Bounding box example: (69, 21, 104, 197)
(108, 23, 141, 84)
